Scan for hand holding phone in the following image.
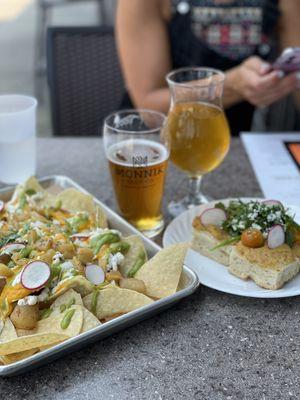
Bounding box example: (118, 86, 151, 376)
(272, 48, 300, 74)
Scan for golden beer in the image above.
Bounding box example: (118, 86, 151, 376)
(107, 139, 168, 232)
(165, 102, 230, 177)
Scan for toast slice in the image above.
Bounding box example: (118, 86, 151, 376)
(229, 246, 300, 290)
(191, 229, 232, 266)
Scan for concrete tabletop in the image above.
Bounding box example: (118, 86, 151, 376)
(1, 138, 299, 400)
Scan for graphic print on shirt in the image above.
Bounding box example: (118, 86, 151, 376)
(189, 2, 271, 60)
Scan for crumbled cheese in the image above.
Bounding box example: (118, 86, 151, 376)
(61, 261, 74, 271)
(53, 252, 64, 265)
(6, 203, 17, 214)
(238, 222, 245, 230)
(38, 287, 49, 302)
(107, 252, 124, 272)
(18, 295, 38, 306)
(31, 221, 44, 228)
(252, 223, 262, 231)
(249, 212, 258, 220)
(267, 213, 276, 222)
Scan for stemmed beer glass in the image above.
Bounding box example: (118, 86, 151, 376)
(164, 67, 231, 216)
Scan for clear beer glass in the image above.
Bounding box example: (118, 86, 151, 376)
(103, 109, 169, 237)
(164, 67, 231, 216)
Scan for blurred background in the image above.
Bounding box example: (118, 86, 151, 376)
(0, 0, 116, 137)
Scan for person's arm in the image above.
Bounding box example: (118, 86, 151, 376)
(116, 0, 242, 110)
(278, 0, 300, 108)
(116, 0, 171, 113)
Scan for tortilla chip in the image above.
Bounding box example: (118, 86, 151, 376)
(0, 318, 17, 342)
(95, 204, 108, 228)
(11, 176, 44, 201)
(0, 349, 38, 365)
(50, 289, 83, 310)
(22, 176, 45, 193)
(55, 188, 107, 228)
(83, 287, 153, 320)
(10, 177, 54, 207)
(0, 332, 69, 355)
(37, 305, 83, 338)
(135, 244, 187, 299)
(39, 344, 56, 352)
(119, 235, 147, 277)
(81, 308, 101, 333)
(50, 275, 95, 300)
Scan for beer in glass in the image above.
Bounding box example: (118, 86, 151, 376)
(164, 67, 230, 216)
(103, 110, 168, 237)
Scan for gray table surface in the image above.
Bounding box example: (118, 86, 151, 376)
(1, 138, 299, 400)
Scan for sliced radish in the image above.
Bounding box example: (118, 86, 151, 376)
(200, 208, 227, 226)
(85, 264, 105, 285)
(70, 233, 90, 241)
(263, 200, 283, 207)
(1, 243, 25, 254)
(0, 201, 4, 213)
(21, 261, 51, 290)
(267, 225, 285, 249)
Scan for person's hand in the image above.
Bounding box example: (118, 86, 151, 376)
(232, 56, 298, 108)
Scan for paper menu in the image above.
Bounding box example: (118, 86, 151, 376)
(241, 133, 300, 206)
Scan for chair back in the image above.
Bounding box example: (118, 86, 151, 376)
(47, 26, 124, 136)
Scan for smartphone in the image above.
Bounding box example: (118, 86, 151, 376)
(272, 48, 300, 73)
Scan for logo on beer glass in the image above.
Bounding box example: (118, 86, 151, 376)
(132, 155, 148, 167)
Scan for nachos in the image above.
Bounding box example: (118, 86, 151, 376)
(0, 178, 187, 365)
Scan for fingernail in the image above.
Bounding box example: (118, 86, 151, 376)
(276, 70, 285, 79)
(260, 62, 270, 73)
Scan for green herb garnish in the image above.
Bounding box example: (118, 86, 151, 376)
(127, 252, 146, 278)
(19, 247, 32, 259)
(0, 232, 20, 248)
(210, 236, 240, 251)
(91, 290, 100, 315)
(60, 309, 75, 329)
(60, 304, 67, 313)
(25, 189, 36, 196)
(19, 192, 27, 209)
